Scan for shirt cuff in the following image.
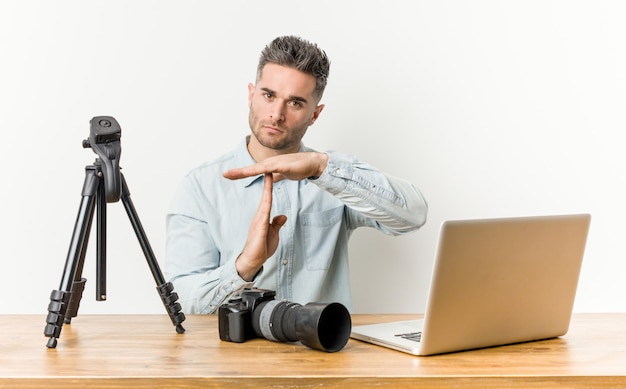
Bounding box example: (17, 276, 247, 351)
(309, 151, 353, 189)
(224, 260, 259, 295)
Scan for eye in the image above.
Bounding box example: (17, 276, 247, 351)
(288, 99, 307, 110)
(263, 91, 274, 100)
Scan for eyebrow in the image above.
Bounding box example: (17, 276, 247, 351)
(261, 87, 309, 105)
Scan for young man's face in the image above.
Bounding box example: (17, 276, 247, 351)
(247, 63, 324, 155)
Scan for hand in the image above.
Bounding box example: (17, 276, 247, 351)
(223, 152, 329, 182)
(236, 173, 288, 281)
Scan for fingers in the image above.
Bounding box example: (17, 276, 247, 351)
(235, 173, 277, 281)
(223, 158, 279, 179)
(221, 155, 286, 180)
(223, 152, 327, 182)
(223, 167, 285, 183)
(223, 166, 262, 180)
(258, 173, 273, 219)
(262, 176, 288, 229)
(271, 214, 288, 229)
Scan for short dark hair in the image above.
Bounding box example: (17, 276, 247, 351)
(257, 36, 330, 101)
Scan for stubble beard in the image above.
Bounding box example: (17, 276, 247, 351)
(248, 108, 307, 151)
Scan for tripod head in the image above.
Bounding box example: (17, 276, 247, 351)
(83, 116, 122, 202)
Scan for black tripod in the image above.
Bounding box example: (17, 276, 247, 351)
(44, 116, 185, 348)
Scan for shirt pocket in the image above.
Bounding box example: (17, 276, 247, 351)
(301, 206, 344, 270)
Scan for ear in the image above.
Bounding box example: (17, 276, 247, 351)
(247, 83, 255, 105)
(309, 104, 325, 125)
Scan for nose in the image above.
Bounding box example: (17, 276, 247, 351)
(269, 105, 285, 122)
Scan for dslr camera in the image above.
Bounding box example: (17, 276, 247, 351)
(218, 288, 352, 352)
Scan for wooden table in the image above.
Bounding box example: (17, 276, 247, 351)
(1, 313, 625, 388)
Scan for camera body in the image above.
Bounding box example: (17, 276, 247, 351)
(218, 287, 352, 352)
(218, 288, 276, 343)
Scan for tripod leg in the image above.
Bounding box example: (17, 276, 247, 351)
(44, 166, 100, 348)
(119, 174, 186, 334)
(96, 171, 107, 301)
(65, 176, 100, 323)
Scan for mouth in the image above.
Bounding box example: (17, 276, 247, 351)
(263, 124, 284, 135)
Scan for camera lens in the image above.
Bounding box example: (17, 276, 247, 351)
(251, 300, 351, 352)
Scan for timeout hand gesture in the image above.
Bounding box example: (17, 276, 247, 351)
(223, 152, 328, 281)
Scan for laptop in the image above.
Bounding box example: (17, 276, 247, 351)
(350, 213, 591, 356)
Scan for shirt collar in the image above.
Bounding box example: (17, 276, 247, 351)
(233, 137, 263, 188)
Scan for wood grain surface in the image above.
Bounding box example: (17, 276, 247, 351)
(1, 313, 625, 388)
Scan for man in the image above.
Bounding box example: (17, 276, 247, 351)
(165, 35, 428, 314)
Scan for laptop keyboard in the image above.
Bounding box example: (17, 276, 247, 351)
(395, 331, 422, 343)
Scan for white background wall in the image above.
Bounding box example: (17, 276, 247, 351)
(1, 0, 624, 315)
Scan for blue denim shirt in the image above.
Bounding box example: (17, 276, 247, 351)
(165, 138, 428, 314)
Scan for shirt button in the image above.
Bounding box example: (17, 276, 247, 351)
(282, 260, 288, 265)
